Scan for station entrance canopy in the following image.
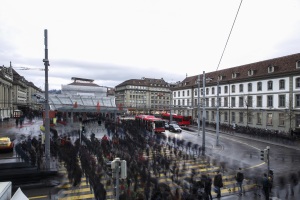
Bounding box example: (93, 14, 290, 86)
(35, 94, 119, 113)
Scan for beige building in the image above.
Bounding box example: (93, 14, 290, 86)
(115, 77, 171, 114)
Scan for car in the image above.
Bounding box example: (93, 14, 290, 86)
(169, 124, 182, 133)
(164, 121, 170, 130)
(0, 137, 14, 152)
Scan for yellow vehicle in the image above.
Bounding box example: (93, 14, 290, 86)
(0, 137, 14, 152)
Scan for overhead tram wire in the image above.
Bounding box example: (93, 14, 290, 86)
(216, 0, 243, 71)
(215, 0, 243, 146)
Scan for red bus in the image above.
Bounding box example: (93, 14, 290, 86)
(161, 113, 192, 126)
(135, 115, 165, 133)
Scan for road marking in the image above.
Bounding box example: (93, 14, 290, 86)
(28, 195, 48, 199)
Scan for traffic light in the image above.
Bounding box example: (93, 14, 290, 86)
(260, 149, 268, 161)
(120, 160, 127, 179)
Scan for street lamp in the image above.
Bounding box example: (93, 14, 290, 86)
(42, 29, 50, 170)
(197, 74, 201, 137)
(216, 79, 220, 146)
(202, 71, 206, 156)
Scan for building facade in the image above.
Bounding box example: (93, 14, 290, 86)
(0, 62, 42, 121)
(172, 53, 300, 133)
(115, 77, 171, 114)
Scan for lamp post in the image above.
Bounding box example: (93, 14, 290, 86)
(43, 29, 50, 170)
(216, 79, 220, 146)
(202, 71, 206, 156)
(197, 74, 201, 137)
(170, 91, 173, 122)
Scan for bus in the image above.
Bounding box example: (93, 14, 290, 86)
(161, 113, 192, 126)
(135, 115, 165, 133)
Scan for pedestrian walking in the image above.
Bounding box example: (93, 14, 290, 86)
(235, 168, 244, 195)
(204, 174, 213, 200)
(262, 173, 270, 200)
(213, 171, 223, 198)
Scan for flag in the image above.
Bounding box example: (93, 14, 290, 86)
(73, 101, 78, 108)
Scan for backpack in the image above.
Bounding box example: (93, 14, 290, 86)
(214, 174, 223, 187)
(236, 172, 244, 182)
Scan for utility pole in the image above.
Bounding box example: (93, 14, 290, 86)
(197, 74, 201, 137)
(216, 79, 220, 146)
(43, 29, 50, 170)
(170, 91, 173, 122)
(202, 71, 206, 155)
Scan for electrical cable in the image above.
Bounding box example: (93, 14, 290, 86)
(216, 0, 244, 71)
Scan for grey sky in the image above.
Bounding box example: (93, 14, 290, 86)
(1, 0, 300, 90)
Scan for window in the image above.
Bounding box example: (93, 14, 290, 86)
(225, 86, 228, 94)
(212, 87, 215, 95)
(267, 95, 273, 107)
(232, 85, 235, 93)
(224, 97, 228, 107)
(232, 73, 237, 78)
(231, 112, 235, 123)
(248, 114, 253, 124)
(247, 96, 253, 107)
(239, 97, 244, 107)
(296, 78, 300, 88)
(267, 81, 273, 90)
(239, 84, 243, 92)
(248, 69, 254, 76)
(218, 86, 221, 94)
(201, 89, 203, 95)
(194, 99, 197, 106)
(257, 113, 262, 124)
(206, 98, 209, 107)
(194, 89, 197, 96)
(174, 100, 176, 105)
(178, 91, 180, 97)
(182, 99, 185, 106)
(279, 95, 285, 107)
(231, 97, 236, 107)
(182, 91, 185, 97)
(268, 66, 274, 73)
(267, 113, 273, 125)
(206, 88, 209, 95)
(239, 112, 244, 123)
(178, 99, 180, 105)
(206, 111, 209, 121)
(211, 98, 215, 107)
(173, 92, 176, 97)
(212, 111, 215, 121)
(248, 83, 252, 92)
(279, 113, 285, 126)
(297, 61, 300, 68)
(257, 96, 262, 107)
(257, 82, 262, 91)
(224, 112, 228, 121)
(279, 80, 285, 90)
(187, 90, 190, 96)
(296, 94, 300, 107)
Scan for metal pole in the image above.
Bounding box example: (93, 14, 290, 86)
(216, 80, 220, 146)
(202, 71, 206, 155)
(267, 146, 270, 178)
(43, 29, 50, 169)
(197, 74, 200, 136)
(115, 160, 120, 200)
(170, 91, 173, 122)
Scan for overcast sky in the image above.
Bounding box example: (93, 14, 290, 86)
(1, 0, 300, 90)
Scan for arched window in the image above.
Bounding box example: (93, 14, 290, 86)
(267, 81, 273, 90)
(248, 83, 252, 92)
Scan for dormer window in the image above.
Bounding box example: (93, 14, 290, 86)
(232, 72, 238, 78)
(218, 75, 223, 81)
(268, 66, 274, 73)
(248, 69, 254, 76)
(296, 60, 300, 69)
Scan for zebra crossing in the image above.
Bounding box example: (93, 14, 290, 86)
(49, 147, 256, 200)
